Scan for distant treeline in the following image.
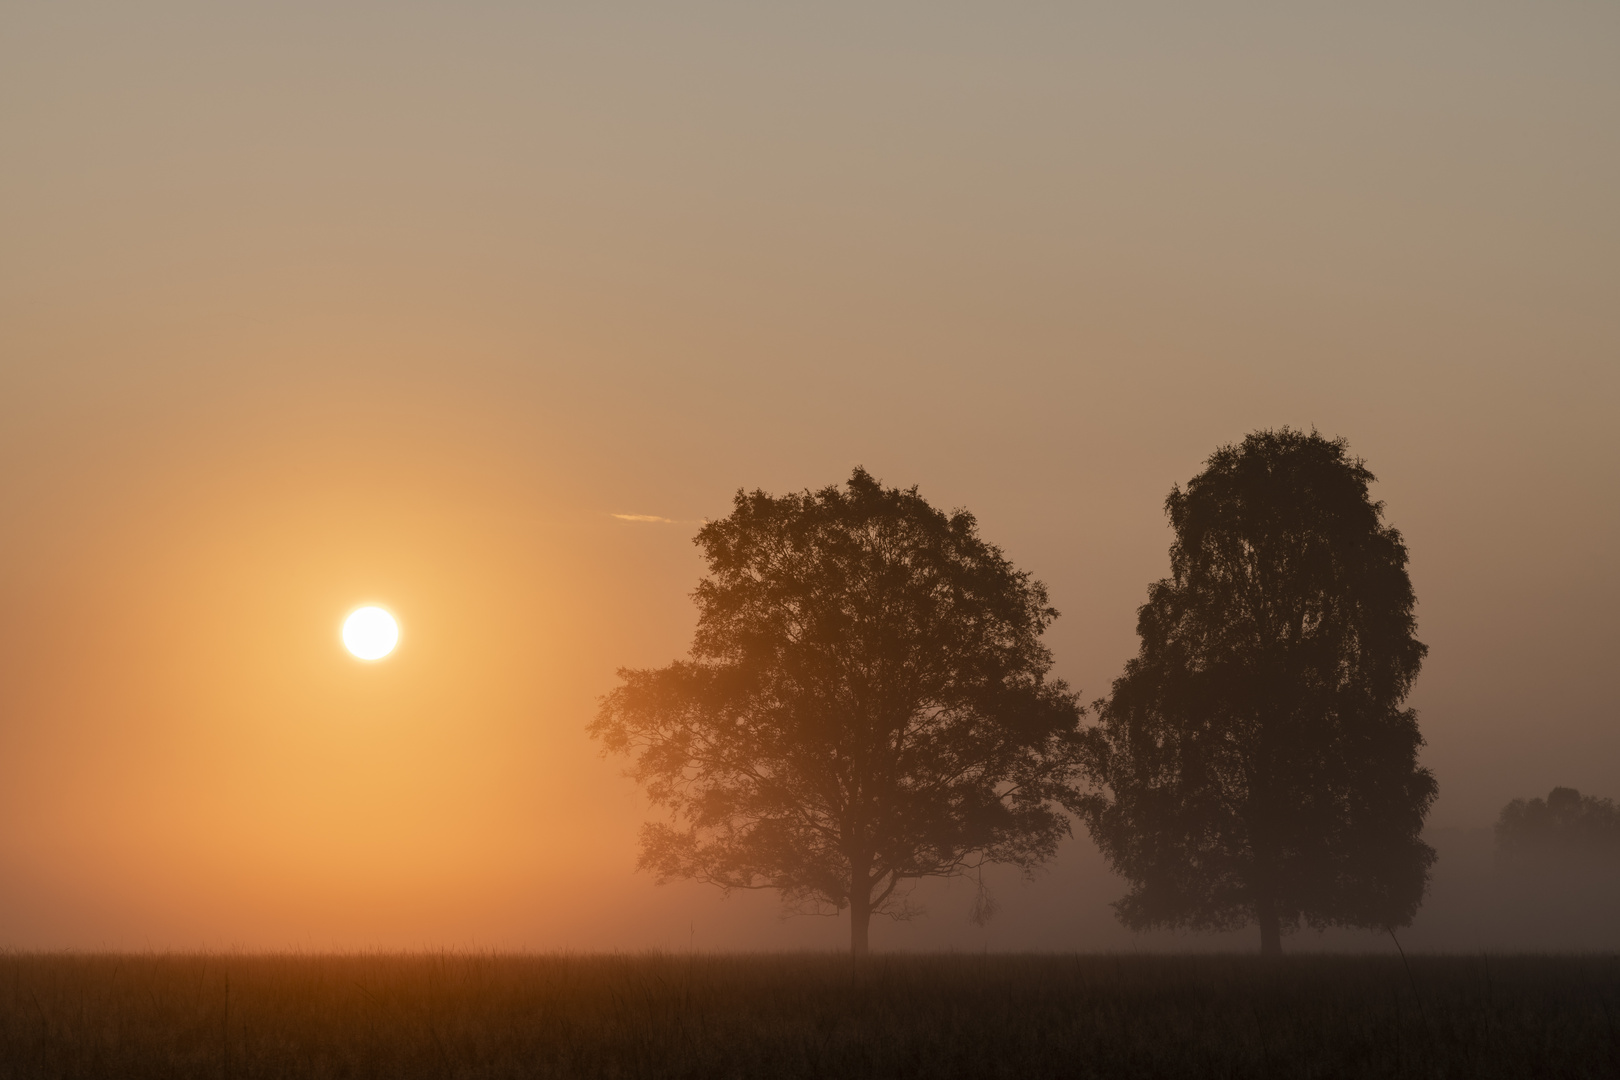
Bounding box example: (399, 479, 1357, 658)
(1403, 787, 1620, 951)
(1497, 787, 1620, 866)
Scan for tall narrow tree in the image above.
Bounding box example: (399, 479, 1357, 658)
(592, 468, 1085, 956)
(1080, 430, 1436, 955)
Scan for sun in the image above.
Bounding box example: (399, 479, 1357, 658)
(342, 606, 399, 660)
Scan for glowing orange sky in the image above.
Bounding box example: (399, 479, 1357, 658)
(1, 1, 1616, 949)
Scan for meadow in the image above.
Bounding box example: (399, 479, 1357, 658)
(1, 952, 1616, 1079)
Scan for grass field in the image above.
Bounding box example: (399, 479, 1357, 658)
(2, 952, 1617, 1078)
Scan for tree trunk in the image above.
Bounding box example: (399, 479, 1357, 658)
(1257, 893, 1282, 957)
(849, 886, 871, 958)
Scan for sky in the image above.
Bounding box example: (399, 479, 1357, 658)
(1, 1, 1617, 951)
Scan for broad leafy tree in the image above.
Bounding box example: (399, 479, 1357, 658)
(1080, 430, 1436, 954)
(592, 468, 1085, 955)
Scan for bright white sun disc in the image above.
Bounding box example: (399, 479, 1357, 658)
(343, 606, 399, 660)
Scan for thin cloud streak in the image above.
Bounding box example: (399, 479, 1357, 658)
(612, 513, 688, 524)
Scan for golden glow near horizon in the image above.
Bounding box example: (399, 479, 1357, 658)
(342, 606, 399, 661)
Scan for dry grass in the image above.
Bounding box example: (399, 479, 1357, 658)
(1, 951, 1617, 1078)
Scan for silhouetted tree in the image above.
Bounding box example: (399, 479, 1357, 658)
(591, 468, 1085, 956)
(1079, 429, 1437, 955)
(1496, 787, 1620, 865)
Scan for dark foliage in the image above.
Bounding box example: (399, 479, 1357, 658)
(2, 953, 1618, 1079)
(1080, 429, 1437, 953)
(1497, 787, 1620, 865)
(591, 468, 1084, 954)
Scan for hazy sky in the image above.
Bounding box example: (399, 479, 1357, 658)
(2, 1, 1616, 949)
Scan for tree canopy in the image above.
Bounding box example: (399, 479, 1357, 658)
(591, 468, 1085, 955)
(1079, 429, 1437, 954)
